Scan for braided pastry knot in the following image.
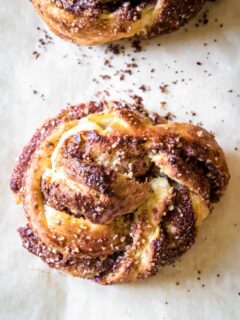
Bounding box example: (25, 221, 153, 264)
(11, 101, 229, 284)
(31, 0, 206, 45)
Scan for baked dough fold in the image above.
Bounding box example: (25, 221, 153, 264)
(31, 0, 206, 45)
(11, 101, 229, 284)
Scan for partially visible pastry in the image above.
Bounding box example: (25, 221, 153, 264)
(11, 101, 229, 284)
(31, 0, 206, 45)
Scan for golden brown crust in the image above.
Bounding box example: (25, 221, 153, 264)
(11, 101, 230, 284)
(31, 0, 206, 45)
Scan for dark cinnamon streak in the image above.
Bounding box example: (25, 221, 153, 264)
(11, 101, 160, 193)
(18, 225, 122, 278)
(11, 101, 230, 284)
(54, 0, 151, 17)
(31, 0, 207, 45)
(18, 188, 195, 281)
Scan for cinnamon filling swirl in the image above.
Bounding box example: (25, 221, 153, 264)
(11, 101, 229, 284)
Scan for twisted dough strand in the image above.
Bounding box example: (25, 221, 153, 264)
(11, 101, 229, 284)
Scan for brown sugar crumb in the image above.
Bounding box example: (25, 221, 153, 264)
(32, 89, 45, 101)
(159, 84, 169, 93)
(139, 85, 149, 92)
(32, 27, 54, 59)
(92, 78, 99, 84)
(131, 39, 142, 52)
(38, 28, 54, 49)
(94, 91, 102, 97)
(131, 95, 143, 105)
(105, 43, 125, 55)
(40, 93, 46, 101)
(100, 75, 111, 80)
(164, 112, 176, 121)
(126, 63, 138, 68)
(104, 59, 113, 68)
(195, 10, 209, 27)
(32, 51, 40, 59)
(160, 101, 167, 109)
(123, 69, 132, 75)
(103, 90, 110, 96)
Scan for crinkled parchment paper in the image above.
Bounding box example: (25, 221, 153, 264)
(0, 0, 240, 319)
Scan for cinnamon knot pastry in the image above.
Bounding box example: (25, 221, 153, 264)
(11, 101, 229, 284)
(31, 0, 206, 45)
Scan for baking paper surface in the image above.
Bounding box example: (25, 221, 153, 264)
(0, 0, 240, 319)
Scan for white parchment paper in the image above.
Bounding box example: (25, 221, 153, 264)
(0, 0, 240, 319)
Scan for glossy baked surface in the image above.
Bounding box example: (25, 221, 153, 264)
(11, 101, 229, 284)
(31, 0, 206, 45)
